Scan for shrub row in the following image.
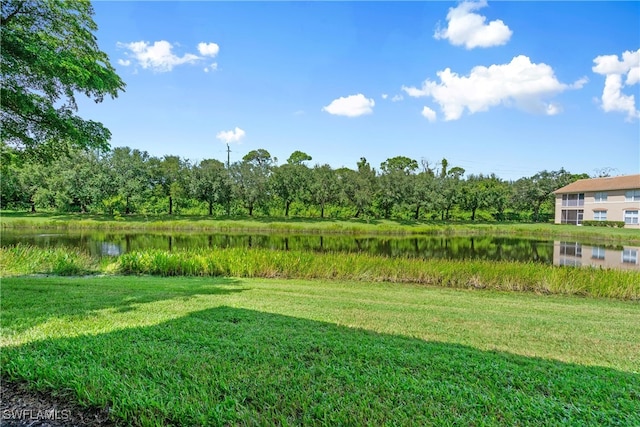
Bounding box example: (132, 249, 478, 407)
(582, 220, 626, 228)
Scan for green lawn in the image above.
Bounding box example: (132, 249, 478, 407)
(2, 210, 639, 244)
(2, 276, 639, 425)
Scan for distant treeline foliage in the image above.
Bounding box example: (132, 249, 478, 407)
(1, 146, 589, 221)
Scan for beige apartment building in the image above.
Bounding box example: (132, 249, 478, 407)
(553, 174, 640, 229)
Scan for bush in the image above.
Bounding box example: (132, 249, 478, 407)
(504, 212, 523, 221)
(582, 220, 626, 228)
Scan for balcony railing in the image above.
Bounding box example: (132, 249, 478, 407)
(562, 200, 584, 207)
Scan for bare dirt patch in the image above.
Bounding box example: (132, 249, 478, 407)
(1, 381, 114, 427)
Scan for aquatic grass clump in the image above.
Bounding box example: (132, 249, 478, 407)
(115, 248, 640, 299)
(0, 244, 98, 276)
(117, 250, 226, 276)
(3, 245, 638, 299)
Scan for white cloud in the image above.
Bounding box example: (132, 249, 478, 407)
(198, 42, 220, 57)
(391, 94, 404, 102)
(117, 40, 220, 72)
(628, 66, 640, 86)
(421, 106, 437, 122)
(592, 49, 640, 120)
(600, 75, 638, 120)
(117, 40, 199, 72)
(546, 103, 561, 116)
(322, 94, 375, 117)
(434, 0, 512, 49)
(401, 85, 429, 98)
(204, 63, 218, 73)
(381, 94, 389, 100)
(402, 55, 581, 120)
(593, 50, 639, 75)
(216, 127, 246, 144)
(570, 77, 589, 89)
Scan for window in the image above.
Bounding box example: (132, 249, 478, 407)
(561, 209, 584, 225)
(622, 249, 638, 264)
(559, 242, 582, 258)
(559, 258, 581, 267)
(562, 193, 584, 207)
(624, 210, 639, 225)
(625, 190, 640, 201)
(593, 210, 607, 221)
(591, 247, 605, 260)
(594, 192, 607, 202)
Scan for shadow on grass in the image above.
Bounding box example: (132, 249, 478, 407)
(0, 276, 246, 334)
(2, 306, 639, 426)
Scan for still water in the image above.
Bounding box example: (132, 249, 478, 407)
(2, 230, 639, 270)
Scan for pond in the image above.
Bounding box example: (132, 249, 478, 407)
(2, 230, 639, 271)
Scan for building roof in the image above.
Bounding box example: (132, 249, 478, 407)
(554, 174, 640, 194)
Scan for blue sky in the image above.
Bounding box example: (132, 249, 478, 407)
(79, 1, 639, 180)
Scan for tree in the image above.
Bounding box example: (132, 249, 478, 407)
(354, 158, 377, 218)
(513, 169, 588, 222)
(286, 150, 312, 166)
(150, 155, 188, 215)
(335, 167, 358, 214)
(0, 144, 24, 208)
(377, 156, 418, 218)
(243, 149, 273, 168)
(45, 148, 105, 212)
(409, 172, 436, 220)
(9, 155, 52, 212)
(380, 156, 418, 175)
(310, 164, 338, 218)
(1, 0, 125, 154)
(435, 165, 465, 220)
(420, 158, 436, 177)
(231, 149, 273, 216)
(459, 174, 491, 221)
(439, 158, 449, 178)
(592, 167, 616, 178)
(271, 151, 312, 216)
(0, 142, 75, 212)
(104, 147, 152, 214)
(335, 158, 377, 218)
(190, 159, 231, 216)
(480, 174, 512, 220)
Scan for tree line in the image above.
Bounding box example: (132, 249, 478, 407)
(0, 146, 589, 221)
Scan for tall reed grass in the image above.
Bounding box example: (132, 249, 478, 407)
(0, 244, 98, 276)
(3, 245, 638, 299)
(116, 248, 640, 299)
